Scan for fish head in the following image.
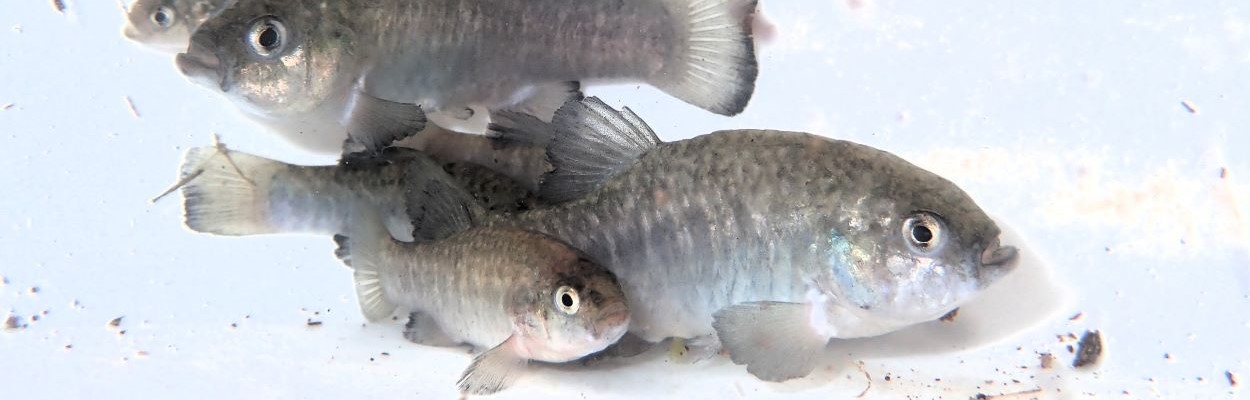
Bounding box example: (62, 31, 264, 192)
(175, 0, 359, 118)
(509, 256, 631, 363)
(124, 0, 222, 53)
(818, 143, 1019, 329)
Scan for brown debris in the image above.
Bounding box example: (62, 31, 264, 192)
(1228, 371, 1238, 387)
(28, 286, 39, 294)
(4, 314, 24, 330)
(939, 308, 959, 322)
(855, 361, 872, 398)
(1068, 312, 1084, 321)
(1181, 100, 1198, 114)
(107, 316, 124, 328)
(1072, 330, 1103, 368)
(306, 319, 322, 327)
(1039, 353, 1055, 369)
(124, 96, 141, 119)
(1, 103, 13, 111)
(1220, 167, 1227, 179)
(972, 388, 1043, 399)
(51, 0, 66, 14)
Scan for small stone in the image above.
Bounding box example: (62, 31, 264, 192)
(1072, 330, 1103, 368)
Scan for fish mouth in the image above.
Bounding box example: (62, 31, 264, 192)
(593, 304, 631, 341)
(122, 25, 141, 40)
(981, 237, 1019, 270)
(175, 42, 227, 91)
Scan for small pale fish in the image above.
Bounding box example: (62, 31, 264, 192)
(333, 208, 630, 394)
(176, 145, 537, 241)
(404, 97, 1021, 382)
(176, 0, 759, 153)
(123, 0, 233, 53)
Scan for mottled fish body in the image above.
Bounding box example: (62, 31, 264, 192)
(177, 0, 759, 153)
(412, 97, 1020, 381)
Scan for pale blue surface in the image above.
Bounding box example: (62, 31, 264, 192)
(1, 1, 1247, 398)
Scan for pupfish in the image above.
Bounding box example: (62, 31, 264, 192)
(123, 0, 233, 53)
(332, 210, 630, 394)
(175, 145, 537, 241)
(175, 0, 760, 153)
(405, 97, 1021, 381)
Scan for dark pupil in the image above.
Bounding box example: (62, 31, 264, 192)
(912, 224, 933, 244)
(153, 11, 169, 26)
(560, 293, 574, 308)
(258, 26, 279, 49)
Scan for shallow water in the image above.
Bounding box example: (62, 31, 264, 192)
(1, 0, 1247, 398)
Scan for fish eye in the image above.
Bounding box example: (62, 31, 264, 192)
(554, 286, 580, 315)
(902, 212, 945, 254)
(150, 6, 175, 29)
(247, 16, 287, 57)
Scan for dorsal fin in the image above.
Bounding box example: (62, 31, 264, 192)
(539, 97, 661, 203)
(403, 158, 485, 242)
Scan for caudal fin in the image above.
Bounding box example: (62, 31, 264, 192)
(179, 147, 283, 235)
(654, 0, 759, 115)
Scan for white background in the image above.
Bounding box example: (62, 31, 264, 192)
(2, 0, 1247, 398)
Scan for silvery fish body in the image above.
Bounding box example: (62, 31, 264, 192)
(176, 0, 759, 153)
(417, 98, 1020, 381)
(124, 0, 232, 53)
(176, 146, 536, 241)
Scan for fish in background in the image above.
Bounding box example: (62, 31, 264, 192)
(398, 97, 1020, 381)
(123, 0, 233, 53)
(333, 209, 630, 394)
(176, 0, 760, 153)
(175, 145, 538, 242)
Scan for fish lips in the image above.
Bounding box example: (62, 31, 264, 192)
(593, 303, 631, 341)
(979, 237, 1019, 283)
(175, 42, 229, 92)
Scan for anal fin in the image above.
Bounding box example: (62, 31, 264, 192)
(712, 301, 830, 382)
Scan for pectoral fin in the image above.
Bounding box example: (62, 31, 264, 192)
(457, 335, 528, 395)
(346, 92, 426, 153)
(711, 301, 830, 382)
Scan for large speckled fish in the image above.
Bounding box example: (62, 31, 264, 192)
(404, 97, 1021, 381)
(175, 0, 759, 153)
(123, 0, 233, 53)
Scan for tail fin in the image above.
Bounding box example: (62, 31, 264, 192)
(654, 0, 759, 116)
(333, 209, 400, 322)
(179, 147, 284, 235)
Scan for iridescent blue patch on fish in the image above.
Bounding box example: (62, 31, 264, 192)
(827, 233, 874, 308)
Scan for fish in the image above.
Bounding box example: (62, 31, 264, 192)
(123, 0, 233, 53)
(403, 97, 1021, 381)
(331, 209, 631, 394)
(175, 145, 538, 241)
(176, 0, 760, 153)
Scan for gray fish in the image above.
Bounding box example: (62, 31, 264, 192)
(123, 0, 233, 53)
(332, 212, 630, 394)
(176, 145, 537, 241)
(407, 97, 1021, 381)
(176, 0, 759, 153)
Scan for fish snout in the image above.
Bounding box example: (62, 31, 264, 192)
(593, 303, 631, 341)
(980, 237, 1019, 270)
(176, 41, 226, 91)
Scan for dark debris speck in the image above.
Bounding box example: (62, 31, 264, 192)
(1072, 330, 1103, 368)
